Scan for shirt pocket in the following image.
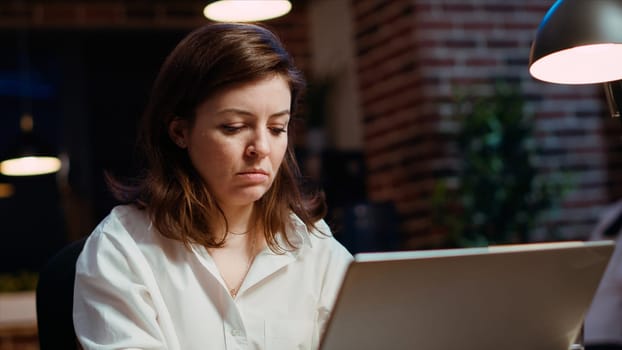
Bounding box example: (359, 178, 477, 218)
(264, 319, 315, 350)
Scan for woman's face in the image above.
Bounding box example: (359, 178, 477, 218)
(170, 75, 291, 211)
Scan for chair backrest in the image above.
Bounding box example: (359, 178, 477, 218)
(36, 237, 86, 350)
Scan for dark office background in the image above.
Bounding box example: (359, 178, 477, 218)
(1, 0, 622, 276)
(0, 29, 190, 272)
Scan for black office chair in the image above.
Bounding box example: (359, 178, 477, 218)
(36, 237, 87, 350)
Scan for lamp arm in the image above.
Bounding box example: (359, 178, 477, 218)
(604, 80, 622, 119)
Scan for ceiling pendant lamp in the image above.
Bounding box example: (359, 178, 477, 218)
(0, 114, 62, 177)
(203, 0, 292, 22)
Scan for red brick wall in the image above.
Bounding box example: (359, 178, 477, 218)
(351, 0, 622, 247)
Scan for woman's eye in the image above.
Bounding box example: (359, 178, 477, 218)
(269, 126, 287, 135)
(221, 125, 244, 134)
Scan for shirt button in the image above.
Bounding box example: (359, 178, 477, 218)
(231, 329, 244, 337)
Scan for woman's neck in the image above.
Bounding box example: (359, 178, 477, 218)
(211, 202, 266, 256)
(220, 203, 256, 238)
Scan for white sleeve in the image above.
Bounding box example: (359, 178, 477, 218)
(313, 221, 354, 343)
(73, 223, 169, 350)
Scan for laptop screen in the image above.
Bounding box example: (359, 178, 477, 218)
(320, 241, 614, 350)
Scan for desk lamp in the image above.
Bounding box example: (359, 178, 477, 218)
(529, 0, 622, 118)
(529, 1, 622, 348)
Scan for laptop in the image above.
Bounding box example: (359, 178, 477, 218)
(320, 240, 614, 350)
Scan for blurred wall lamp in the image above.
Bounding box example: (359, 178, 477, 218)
(0, 114, 61, 177)
(529, 0, 622, 118)
(203, 0, 292, 22)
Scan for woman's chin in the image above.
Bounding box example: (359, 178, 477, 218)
(226, 189, 270, 206)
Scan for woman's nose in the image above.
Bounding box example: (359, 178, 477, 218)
(246, 129, 270, 158)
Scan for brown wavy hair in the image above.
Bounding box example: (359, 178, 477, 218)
(108, 23, 326, 252)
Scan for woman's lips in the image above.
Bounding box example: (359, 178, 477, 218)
(237, 170, 269, 183)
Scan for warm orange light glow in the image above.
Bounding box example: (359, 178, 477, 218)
(203, 0, 292, 22)
(0, 156, 62, 176)
(530, 43, 622, 84)
(0, 183, 14, 198)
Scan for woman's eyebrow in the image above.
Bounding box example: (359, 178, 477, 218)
(269, 110, 291, 118)
(215, 108, 254, 117)
(215, 108, 290, 118)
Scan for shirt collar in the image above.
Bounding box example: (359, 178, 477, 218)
(188, 212, 314, 258)
(273, 213, 313, 256)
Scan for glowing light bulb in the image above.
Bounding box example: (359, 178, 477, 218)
(203, 0, 292, 22)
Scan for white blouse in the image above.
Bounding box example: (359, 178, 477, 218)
(73, 205, 353, 350)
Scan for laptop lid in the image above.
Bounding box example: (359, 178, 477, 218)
(320, 241, 614, 350)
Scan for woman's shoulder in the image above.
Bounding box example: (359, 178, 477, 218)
(87, 204, 152, 247)
(79, 204, 183, 274)
(288, 215, 353, 261)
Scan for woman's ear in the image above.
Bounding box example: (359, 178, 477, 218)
(168, 117, 188, 149)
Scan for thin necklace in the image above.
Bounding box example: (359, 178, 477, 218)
(228, 227, 252, 236)
(228, 232, 257, 298)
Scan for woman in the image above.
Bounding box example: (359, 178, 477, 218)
(73, 23, 353, 350)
